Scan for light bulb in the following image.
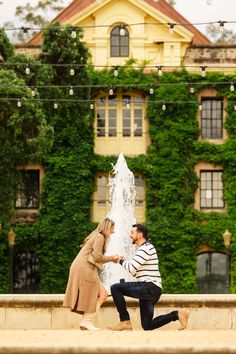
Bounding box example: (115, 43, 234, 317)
(119, 26, 126, 36)
(157, 66, 163, 76)
(190, 86, 195, 94)
(54, 102, 58, 109)
(22, 27, 28, 41)
(71, 29, 76, 39)
(230, 83, 235, 92)
(70, 67, 75, 76)
(149, 87, 154, 95)
(69, 86, 74, 95)
(25, 66, 30, 75)
(31, 88, 36, 97)
(90, 103, 94, 110)
(162, 103, 166, 111)
(169, 23, 174, 35)
(17, 99, 21, 107)
(201, 67, 206, 77)
(126, 100, 130, 108)
(109, 88, 114, 95)
(219, 21, 225, 32)
(114, 66, 119, 77)
(234, 104, 236, 111)
(199, 104, 203, 111)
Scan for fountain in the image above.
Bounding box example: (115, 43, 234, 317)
(102, 153, 137, 289)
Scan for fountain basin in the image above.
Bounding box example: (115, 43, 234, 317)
(0, 294, 236, 330)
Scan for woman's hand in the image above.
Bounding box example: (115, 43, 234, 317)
(112, 255, 120, 263)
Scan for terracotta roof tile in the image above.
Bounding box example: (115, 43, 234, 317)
(28, 0, 211, 45)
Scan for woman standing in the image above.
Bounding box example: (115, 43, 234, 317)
(63, 218, 118, 330)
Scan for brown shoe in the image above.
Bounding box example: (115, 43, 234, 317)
(178, 309, 190, 330)
(108, 320, 132, 331)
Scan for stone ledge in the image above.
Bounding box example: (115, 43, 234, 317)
(0, 294, 236, 308)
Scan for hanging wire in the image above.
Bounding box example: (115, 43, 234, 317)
(2, 20, 236, 33)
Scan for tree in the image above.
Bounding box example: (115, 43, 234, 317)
(206, 24, 236, 44)
(166, 0, 176, 5)
(2, 0, 70, 42)
(0, 29, 54, 226)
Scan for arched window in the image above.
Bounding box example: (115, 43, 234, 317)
(196, 251, 229, 293)
(110, 25, 129, 57)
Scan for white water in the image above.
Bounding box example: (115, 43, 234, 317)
(102, 153, 136, 289)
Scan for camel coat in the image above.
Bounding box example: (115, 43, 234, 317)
(63, 232, 114, 313)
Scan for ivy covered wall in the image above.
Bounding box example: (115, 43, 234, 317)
(0, 26, 236, 294)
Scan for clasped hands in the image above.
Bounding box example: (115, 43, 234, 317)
(112, 255, 126, 263)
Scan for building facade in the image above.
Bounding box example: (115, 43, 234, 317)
(2, 0, 236, 294)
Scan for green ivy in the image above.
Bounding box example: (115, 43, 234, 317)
(0, 26, 236, 294)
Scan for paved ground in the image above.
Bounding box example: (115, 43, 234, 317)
(0, 329, 236, 354)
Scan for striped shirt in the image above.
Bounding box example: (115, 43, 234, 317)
(120, 242, 162, 289)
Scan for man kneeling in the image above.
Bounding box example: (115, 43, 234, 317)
(108, 224, 189, 331)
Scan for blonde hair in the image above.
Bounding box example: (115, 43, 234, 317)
(98, 217, 115, 237)
(81, 217, 114, 247)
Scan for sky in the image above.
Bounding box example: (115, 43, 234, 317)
(0, 0, 235, 39)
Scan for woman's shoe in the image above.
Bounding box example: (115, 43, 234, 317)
(79, 323, 100, 330)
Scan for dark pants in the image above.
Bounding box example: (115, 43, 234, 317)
(110, 282, 178, 330)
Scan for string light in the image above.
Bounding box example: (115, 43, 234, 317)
(1, 61, 236, 72)
(126, 99, 130, 108)
(113, 66, 119, 77)
(69, 86, 74, 95)
(168, 23, 175, 35)
(2, 97, 236, 112)
(218, 21, 226, 32)
(71, 27, 77, 38)
(3, 20, 236, 33)
(31, 88, 36, 97)
(21, 27, 29, 41)
(25, 65, 30, 75)
(0, 79, 236, 91)
(109, 87, 114, 95)
(201, 66, 206, 77)
(190, 86, 195, 94)
(230, 83, 235, 92)
(119, 25, 126, 36)
(69, 66, 75, 76)
(157, 66, 163, 76)
(149, 86, 154, 95)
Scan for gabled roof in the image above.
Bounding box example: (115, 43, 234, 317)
(28, 0, 211, 45)
(144, 0, 211, 44)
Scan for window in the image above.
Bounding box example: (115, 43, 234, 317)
(96, 93, 145, 138)
(110, 25, 129, 57)
(15, 170, 40, 209)
(200, 170, 224, 209)
(95, 174, 145, 206)
(196, 252, 228, 293)
(201, 98, 223, 139)
(13, 252, 40, 294)
(92, 173, 145, 222)
(97, 175, 109, 205)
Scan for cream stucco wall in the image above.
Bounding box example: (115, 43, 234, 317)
(65, 0, 193, 68)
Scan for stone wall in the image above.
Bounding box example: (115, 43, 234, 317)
(1, 294, 236, 330)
